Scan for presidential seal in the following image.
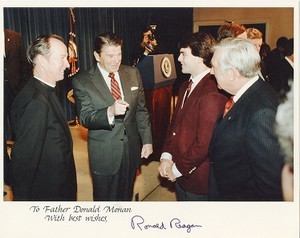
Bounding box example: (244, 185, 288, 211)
(161, 56, 172, 78)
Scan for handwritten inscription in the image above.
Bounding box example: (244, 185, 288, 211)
(29, 205, 132, 223)
(29, 204, 203, 232)
(73, 205, 101, 213)
(131, 215, 202, 233)
(103, 206, 132, 213)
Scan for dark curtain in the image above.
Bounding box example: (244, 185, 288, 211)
(5, 8, 74, 120)
(4, 7, 193, 120)
(4, 8, 69, 49)
(113, 8, 153, 65)
(74, 8, 113, 70)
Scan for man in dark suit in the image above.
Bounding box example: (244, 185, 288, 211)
(4, 29, 32, 186)
(4, 29, 32, 97)
(158, 32, 228, 201)
(265, 36, 288, 89)
(275, 38, 294, 97)
(73, 32, 153, 201)
(11, 34, 77, 201)
(209, 37, 284, 201)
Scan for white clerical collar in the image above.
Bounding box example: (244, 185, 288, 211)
(34, 75, 55, 88)
(233, 75, 259, 102)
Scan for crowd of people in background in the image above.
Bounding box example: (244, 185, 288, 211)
(3, 21, 294, 202)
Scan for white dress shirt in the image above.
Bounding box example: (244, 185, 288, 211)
(97, 63, 124, 125)
(233, 75, 259, 103)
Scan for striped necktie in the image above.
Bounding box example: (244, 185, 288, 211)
(108, 72, 121, 100)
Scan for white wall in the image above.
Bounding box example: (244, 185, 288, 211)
(193, 7, 294, 49)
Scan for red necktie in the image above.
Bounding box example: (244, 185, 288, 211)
(108, 72, 121, 100)
(183, 79, 193, 104)
(223, 96, 235, 118)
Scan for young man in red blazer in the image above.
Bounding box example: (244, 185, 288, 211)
(158, 32, 228, 201)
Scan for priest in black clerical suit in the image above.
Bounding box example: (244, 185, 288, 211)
(11, 34, 77, 201)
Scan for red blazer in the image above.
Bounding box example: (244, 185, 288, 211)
(163, 73, 228, 195)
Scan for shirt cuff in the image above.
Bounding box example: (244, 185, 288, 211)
(107, 108, 115, 125)
(161, 152, 182, 178)
(160, 152, 172, 161)
(172, 163, 182, 178)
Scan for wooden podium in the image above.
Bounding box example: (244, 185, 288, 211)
(136, 54, 177, 160)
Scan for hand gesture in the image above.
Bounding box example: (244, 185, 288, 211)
(108, 99, 129, 116)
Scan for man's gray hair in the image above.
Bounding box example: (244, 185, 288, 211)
(213, 37, 261, 78)
(27, 34, 64, 66)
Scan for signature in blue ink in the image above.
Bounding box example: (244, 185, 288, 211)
(131, 215, 167, 230)
(131, 215, 202, 233)
(170, 218, 202, 233)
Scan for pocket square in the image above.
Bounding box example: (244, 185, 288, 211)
(131, 86, 138, 91)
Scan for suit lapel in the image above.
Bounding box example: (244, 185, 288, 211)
(173, 74, 208, 127)
(89, 66, 115, 106)
(119, 67, 131, 104)
(215, 78, 263, 128)
(88, 65, 131, 122)
(119, 67, 132, 121)
(89, 65, 131, 106)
